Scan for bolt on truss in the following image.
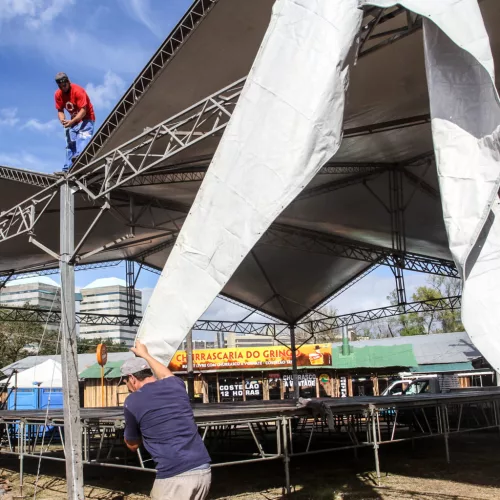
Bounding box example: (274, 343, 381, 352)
(261, 224, 458, 278)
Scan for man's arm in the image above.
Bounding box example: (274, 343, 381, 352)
(64, 107, 87, 128)
(58, 110, 66, 124)
(124, 406, 142, 452)
(131, 340, 174, 380)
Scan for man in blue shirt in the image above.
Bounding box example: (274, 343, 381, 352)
(121, 341, 211, 499)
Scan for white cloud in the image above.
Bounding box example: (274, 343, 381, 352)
(0, 0, 73, 27)
(0, 108, 19, 126)
(85, 71, 126, 110)
(124, 0, 163, 38)
(23, 118, 60, 133)
(0, 151, 57, 172)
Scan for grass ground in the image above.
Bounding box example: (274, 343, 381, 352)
(1, 432, 500, 499)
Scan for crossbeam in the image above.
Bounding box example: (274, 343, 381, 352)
(0, 296, 461, 336)
(262, 224, 458, 278)
(297, 296, 462, 335)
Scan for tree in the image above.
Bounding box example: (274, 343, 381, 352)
(76, 337, 129, 354)
(0, 305, 47, 370)
(386, 275, 463, 336)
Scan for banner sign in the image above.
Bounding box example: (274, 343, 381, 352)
(169, 344, 332, 372)
(282, 373, 316, 388)
(219, 381, 261, 398)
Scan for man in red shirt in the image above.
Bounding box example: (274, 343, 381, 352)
(54, 72, 96, 172)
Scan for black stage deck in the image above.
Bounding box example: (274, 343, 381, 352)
(2, 389, 500, 423)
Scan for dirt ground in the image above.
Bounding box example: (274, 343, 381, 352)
(1, 432, 500, 499)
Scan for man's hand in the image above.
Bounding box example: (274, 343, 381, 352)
(61, 119, 71, 128)
(131, 340, 174, 380)
(131, 340, 149, 359)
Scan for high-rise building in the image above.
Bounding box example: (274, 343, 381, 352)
(79, 278, 142, 347)
(225, 332, 291, 348)
(0, 276, 61, 310)
(0, 276, 61, 332)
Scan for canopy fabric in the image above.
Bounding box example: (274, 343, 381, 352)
(137, 0, 364, 363)
(138, 0, 500, 368)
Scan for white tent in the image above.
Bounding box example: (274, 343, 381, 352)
(8, 359, 63, 389)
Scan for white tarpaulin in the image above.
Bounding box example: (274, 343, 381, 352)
(137, 0, 363, 363)
(139, 0, 500, 371)
(363, 0, 500, 370)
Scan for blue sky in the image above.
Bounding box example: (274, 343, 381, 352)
(0, 0, 428, 339)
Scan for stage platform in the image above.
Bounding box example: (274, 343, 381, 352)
(2, 389, 499, 422)
(2, 390, 500, 493)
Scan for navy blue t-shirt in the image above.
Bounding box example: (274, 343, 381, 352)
(124, 376, 210, 479)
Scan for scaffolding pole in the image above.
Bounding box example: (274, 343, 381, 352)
(60, 181, 85, 499)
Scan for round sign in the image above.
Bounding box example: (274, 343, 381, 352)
(97, 343, 108, 366)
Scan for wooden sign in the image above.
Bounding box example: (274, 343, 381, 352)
(97, 343, 108, 367)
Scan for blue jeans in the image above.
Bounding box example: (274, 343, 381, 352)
(64, 120, 94, 171)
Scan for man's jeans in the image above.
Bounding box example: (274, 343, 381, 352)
(64, 119, 94, 171)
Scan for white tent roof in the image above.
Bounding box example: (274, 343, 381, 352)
(8, 359, 62, 388)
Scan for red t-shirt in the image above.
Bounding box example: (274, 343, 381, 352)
(54, 83, 95, 122)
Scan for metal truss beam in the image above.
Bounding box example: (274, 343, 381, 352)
(0, 165, 56, 188)
(261, 224, 458, 278)
(120, 162, 397, 187)
(297, 168, 388, 201)
(358, 6, 422, 58)
(0, 260, 123, 281)
(297, 296, 462, 334)
(0, 296, 461, 337)
(122, 170, 206, 187)
(75, 0, 218, 169)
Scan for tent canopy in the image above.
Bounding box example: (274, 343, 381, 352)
(8, 359, 62, 388)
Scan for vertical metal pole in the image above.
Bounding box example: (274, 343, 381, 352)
(101, 365, 105, 407)
(186, 329, 195, 402)
(60, 182, 85, 500)
(282, 417, 291, 497)
(442, 406, 450, 464)
(290, 326, 299, 399)
(18, 419, 24, 497)
(371, 408, 381, 486)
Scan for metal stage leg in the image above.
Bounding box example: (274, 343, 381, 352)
(186, 329, 195, 402)
(371, 409, 381, 486)
(60, 181, 85, 499)
(18, 420, 25, 498)
(441, 406, 450, 464)
(282, 417, 291, 497)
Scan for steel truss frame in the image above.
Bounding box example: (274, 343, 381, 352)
(262, 224, 458, 278)
(1, 394, 499, 496)
(0, 166, 56, 188)
(0, 295, 461, 338)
